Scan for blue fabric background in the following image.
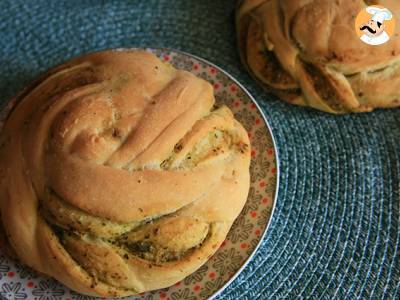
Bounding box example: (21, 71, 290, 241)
(0, 0, 399, 299)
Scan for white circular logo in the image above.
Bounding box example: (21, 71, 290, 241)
(356, 6, 396, 46)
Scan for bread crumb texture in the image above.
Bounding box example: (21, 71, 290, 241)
(0, 50, 250, 297)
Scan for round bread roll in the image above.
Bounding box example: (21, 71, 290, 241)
(236, 0, 400, 113)
(0, 50, 250, 297)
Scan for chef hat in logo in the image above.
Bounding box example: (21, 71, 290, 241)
(366, 6, 393, 24)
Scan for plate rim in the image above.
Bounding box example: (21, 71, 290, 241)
(161, 48, 280, 300)
(0, 47, 280, 300)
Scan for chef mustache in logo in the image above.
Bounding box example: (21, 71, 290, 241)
(360, 22, 381, 34)
(359, 6, 393, 45)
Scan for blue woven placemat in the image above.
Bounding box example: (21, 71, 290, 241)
(0, 0, 399, 299)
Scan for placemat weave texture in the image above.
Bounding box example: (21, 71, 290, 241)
(0, 1, 399, 299)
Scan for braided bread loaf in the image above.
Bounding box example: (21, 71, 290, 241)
(237, 0, 400, 113)
(0, 50, 250, 297)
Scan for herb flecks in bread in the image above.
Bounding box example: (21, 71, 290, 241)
(236, 0, 400, 113)
(0, 50, 250, 297)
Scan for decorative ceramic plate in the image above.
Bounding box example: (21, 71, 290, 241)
(0, 48, 279, 300)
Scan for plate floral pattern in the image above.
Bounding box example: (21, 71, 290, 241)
(0, 49, 278, 300)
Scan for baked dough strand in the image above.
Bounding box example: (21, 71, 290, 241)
(237, 0, 400, 113)
(0, 50, 251, 297)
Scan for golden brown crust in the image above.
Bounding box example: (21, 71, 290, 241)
(237, 0, 400, 113)
(0, 50, 251, 297)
